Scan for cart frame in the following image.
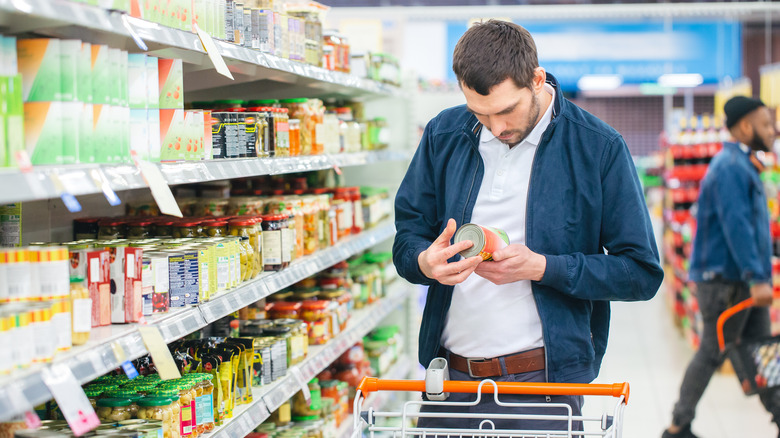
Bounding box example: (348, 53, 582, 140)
(351, 377, 630, 438)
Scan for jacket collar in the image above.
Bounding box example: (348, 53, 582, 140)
(726, 141, 765, 173)
(464, 72, 565, 143)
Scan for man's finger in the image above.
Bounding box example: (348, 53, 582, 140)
(433, 218, 457, 245)
(441, 239, 474, 260)
(451, 263, 479, 283)
(444, 255, 482, 276)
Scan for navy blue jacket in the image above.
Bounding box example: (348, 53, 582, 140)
(393, 74, 663, 383)
(689, 142, 772, 285)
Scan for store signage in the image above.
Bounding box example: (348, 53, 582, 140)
(446, 21, 742, 92)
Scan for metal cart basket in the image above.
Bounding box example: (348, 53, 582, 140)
(351, 376, 630, 438)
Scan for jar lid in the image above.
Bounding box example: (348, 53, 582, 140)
(206, 221, 229, 227)
(301, 300, 328, 310)
(175, 221, 201, 227)
(70, 277, 86, 283)
(263, 326, 291, 335)
(248, 99, 277, 106)
(98, 219, 126, 227)
(83, 387, 104, 397)
(96, 397, 132, 407)
(291, 415, 320, 422)
(270, 301, 302, 312)
(104, 389, 142, 400)
(228, 219, 254, 226)
(136, 397, 174, 407)
(279, 98, 308, 103)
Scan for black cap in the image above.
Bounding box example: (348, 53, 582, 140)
(724, 96, 765, 129)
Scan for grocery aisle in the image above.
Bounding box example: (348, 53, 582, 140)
(587, 288, 776, 438)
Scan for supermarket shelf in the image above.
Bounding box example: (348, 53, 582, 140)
(0, 150, 408, 204)
(0, 220, 395, 422)
(337, 356, 414, 438)
(210, 281, 414, 438)
(0, 0, 399, 100)
(198, 220, 397, 324)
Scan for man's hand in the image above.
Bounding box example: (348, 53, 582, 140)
(474, 244, 547, 285)
(418, 218, 483, 285)
(750, 282, 774, 307)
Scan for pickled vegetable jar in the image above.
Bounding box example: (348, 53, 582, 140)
(301, 300, 331, 345)
(96, 398, 133, 422)
(137, 396, 180, 438)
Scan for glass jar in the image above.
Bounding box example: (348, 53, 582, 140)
(153, 220, 176, 238)
(158, 384, 194, 438)
(268, 301, 302, 320)
(288, 119, 301, 157)
(84, 387, 103, 409)
(127, 221, 154, 240)
(229, 219, 260, 279)
(137, 397, 180, 438)
(103, 390, 142, 418)
(291, 378, 321, 418)
(288, 199, 304, 260)
(183, 377, 205, 437)
(262, 326, 293, 367)
(291, 288, 319, 302)
(199, 199, 230, 217)
(260, 215, 286, 271)
(98, 219, 126, 240)
(349, 187, 364, 235)
(300, 300, 331, 345)
(172, 222, 201, 239)
(269, 400, 292, 427)
(69, 277, 91, 346)
(280, 98, 312, 156)
(275, 108, 291, 157)
(319, 288, 349, 334)
(237, 236, 252, 283)
(246, 107, 271, 158)
(203, 221, 228, 238)
(301, 196, 319, 256)
(333, 188, 353, 238)
(96, 398, 133, 422)
(195, 374, 215, 433)
(273, 319, 307, 364)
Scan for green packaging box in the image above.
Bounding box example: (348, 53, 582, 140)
(6, 75, 24, 167)
(78, 42, 93, 104)
(159, 108, 186, 161)
(61, 101, 81, 164)
(60, 39, 81, 103)
(158, 58, 183, 109)
(128, 54, 148, 109)
(91, 44, 111, 105)
(17, 39, 62, 102)
(148, 109, 161, 162)
(24, 101, 63, 165)
(80, 102, 94, 163)
(130, 108, 149, 161)
(92, 104, 112, 163)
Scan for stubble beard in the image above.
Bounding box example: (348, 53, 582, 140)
(500, 92, 541, 147)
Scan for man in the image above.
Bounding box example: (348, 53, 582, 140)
(393, 20, 663, 432)
(663, 96, 779, 438)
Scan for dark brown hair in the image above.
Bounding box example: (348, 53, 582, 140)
(452, 20, 539, 95)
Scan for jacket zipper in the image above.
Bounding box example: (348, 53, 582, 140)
(461, 128, 482, 226)
(527, 135, 550, 383)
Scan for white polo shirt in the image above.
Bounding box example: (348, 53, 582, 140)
(441, 84, 555, 359)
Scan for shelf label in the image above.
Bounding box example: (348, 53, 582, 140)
(139, 326, 182, 380)
(90, 169, 121, 206)
(194, 23, 234, 80)
(41, 364, 100, 436)
(6, 384, 41, 429)
(111, 342, 139, 380)
(289, 366, 311, 404)
(49, 174, 82, 213)
(121, 14, 149, 51)
(133, 153, 182, 217)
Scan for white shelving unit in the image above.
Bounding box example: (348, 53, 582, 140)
(0, 151, 408, 204)
(0, 221, 397, 422)
(0, 2, 414, 435)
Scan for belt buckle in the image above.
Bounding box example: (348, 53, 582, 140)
(466, 357, 487, 379)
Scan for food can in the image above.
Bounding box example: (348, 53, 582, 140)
(453, 223, 510, 261)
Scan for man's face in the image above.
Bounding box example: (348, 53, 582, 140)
(462, 77, 542, 147)
(747, 106, 777, 152)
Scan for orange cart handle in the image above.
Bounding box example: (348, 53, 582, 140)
(357, 377, 630, 404)
(717, 296, 755, 352)
(717, 291, 780, 352)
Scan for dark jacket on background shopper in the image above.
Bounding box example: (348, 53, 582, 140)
(688, 141, 772, 284)
(393, 74, 664, 383)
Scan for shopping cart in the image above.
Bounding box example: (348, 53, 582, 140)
(350, 374, 630, 438)
(717, 295, 780, 395)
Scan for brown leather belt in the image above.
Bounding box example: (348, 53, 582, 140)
(445, 347, 545, 378)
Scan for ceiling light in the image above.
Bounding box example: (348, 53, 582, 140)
(577, 74, 623, 91)
(658, 73, 703, 88)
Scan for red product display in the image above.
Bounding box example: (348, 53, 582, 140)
(87, 250, 111, 327)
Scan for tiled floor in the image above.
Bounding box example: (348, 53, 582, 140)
(584, 289, 777, 438)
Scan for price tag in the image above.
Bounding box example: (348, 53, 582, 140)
(194, 23, 234, 80)
(121, 14, 149, 51)
(289, 366, 311, 404)
(90, 169, 121, 206)
(49, 174, 82, 213)
(6, 384, 41, 429)
(14, 150, 33, 173)
(133, 154, 182, 217)
(41, 364, 100, 436)
(111, 342, 139, 380)
(138, 326, 182, 380)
